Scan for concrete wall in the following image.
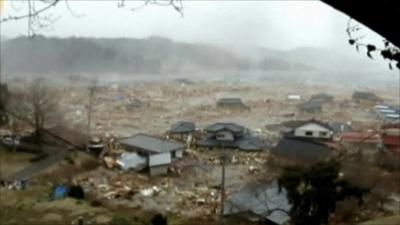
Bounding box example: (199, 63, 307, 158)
(294, 123, 332, 139)
(175, 149, 183, 158)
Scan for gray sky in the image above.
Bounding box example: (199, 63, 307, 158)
(1, 0, 384, 51)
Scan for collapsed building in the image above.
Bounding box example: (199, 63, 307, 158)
(216, 98, 249, 110)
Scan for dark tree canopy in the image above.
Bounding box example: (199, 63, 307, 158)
(278, 161, 368, 225)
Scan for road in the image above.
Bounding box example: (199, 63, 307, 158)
(4, 146, 69, 182)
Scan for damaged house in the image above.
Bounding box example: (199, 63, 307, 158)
(352, 91, 380, 103)
(168, 121, 196, 147)
(216, 98, 249, 110)
(297, 101, 323, 113)
(310, 93, 334, 103)
(224, 181, 291, 225)
(119, 133, 186, 176)
(198, 122, 264, 151)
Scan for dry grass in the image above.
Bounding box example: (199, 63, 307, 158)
(0, 148, 35, 179)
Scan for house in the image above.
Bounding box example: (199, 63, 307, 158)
(271, 138, 337, 162)
(286, 119, 334, 140)
(198, 122, 264, 151)
(169, 121, 195, 135)
(119, 133, 186, 176)
(216, 98, 249, 110)
(352, 91, 380, 103)
(298, 101, 322, 113)
(310, 93, 334, 103)
(224, 181, 291, 225)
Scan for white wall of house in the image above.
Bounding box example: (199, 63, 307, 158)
(174, 149, 183, 158)
(149, 152, 171, 167)
(294, 123, 333, 139)
(216, 130, 234, 141)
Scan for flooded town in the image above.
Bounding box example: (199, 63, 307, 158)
(0, 1, 399, 225)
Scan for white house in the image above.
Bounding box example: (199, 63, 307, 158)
(293, 119, 334, 139)
(119, 133, 186, 176)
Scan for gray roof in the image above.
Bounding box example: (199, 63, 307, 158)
(271, 138, 336, 162)
(170, 121, 195, 134)
(298, 101, 322, 111)
(310, 93, 334, 102)
(224, 181, 291, 225)
(119, 133, 185, 154)
(217, 98, 244, 104)
(204, 122, 245, 133)
(198, 133, 264, 151)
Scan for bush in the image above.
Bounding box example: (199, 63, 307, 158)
(110, 215, 139, 225)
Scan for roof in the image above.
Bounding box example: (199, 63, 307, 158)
(119, 133, 185, 154)
(352, 91, 379, 101)
(204, 122, 245, 133)
(382, 135, 400, 147)
(281, 120, 308, 129)
(217, 98, 244, 104)
(224, 181, 291, 225)
(169, 121, 195, 134)
(298, 101, 322, 111)
(295, 119, 333, 131)
(198, 133, 264, 151)
(310, 93, 334, 102)
(271, 138, 336, 161)
(340, 132, 380, 143)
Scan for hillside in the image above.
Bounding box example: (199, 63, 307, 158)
(1, 36, 396, 76)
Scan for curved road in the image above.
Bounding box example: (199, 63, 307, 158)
(4, 146, 69, 182)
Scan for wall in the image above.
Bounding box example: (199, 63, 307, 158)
(150, 165, 168, 176)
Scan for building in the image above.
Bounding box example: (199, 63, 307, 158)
(271, 138, 337, 162)
(310, 93, 334, 103)
(288, 119, 333, 140)
(119, 133, 186, 176)
(298, 101, 323, 113)
(216, 98, 249, 110)
(224, 181, 291, 225)
(198, 122, 264, 151)
(352, 91, 380, 103)
(169, 121, 195, 135)
(381, 123, 400, 155)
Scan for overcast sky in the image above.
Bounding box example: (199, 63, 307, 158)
(1, 0, 384, 51)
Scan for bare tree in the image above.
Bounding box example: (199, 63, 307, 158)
(0, 0, 183, 37)
(18, 78, 59, 141)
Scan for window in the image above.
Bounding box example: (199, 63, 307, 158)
(305, 131, 313, 136)
(319, 131, 328, 136)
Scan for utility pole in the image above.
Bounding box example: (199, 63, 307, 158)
(219, 143, 226, 225)
(86, 80, 96, 152)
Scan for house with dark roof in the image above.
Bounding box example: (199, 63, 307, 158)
(169, 121, 195, 134)
(310, 93, 334, 103)
(271, 138, 336, 162)
(298, 101, 323, 113)
(217, 98, 249, 110)
(119, 133, 186, 176)
(224, 181, 291, 225)
(352, 91, 380, 103)
(198, 122, 264, 151)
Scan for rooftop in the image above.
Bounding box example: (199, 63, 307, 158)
(119, 133, 185, 154)
(170, 121, 195, 134)
(204, 122, 245, 133)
